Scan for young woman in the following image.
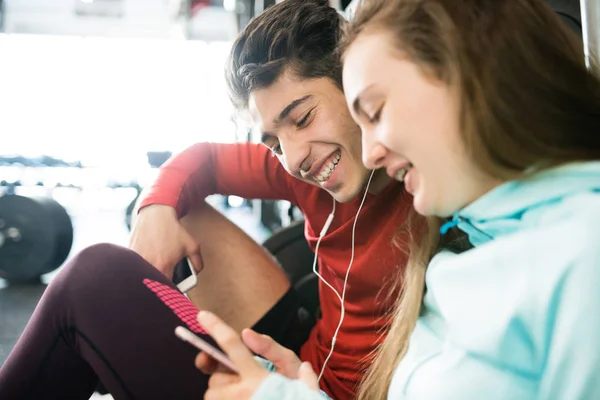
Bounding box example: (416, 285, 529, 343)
(196, 0, 600, 399)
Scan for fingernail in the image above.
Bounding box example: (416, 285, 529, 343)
(198, 310, 214, 322)
(194, 262, 203, 273)
(188, 259, 202, 273)
(301, 362, 314, 374)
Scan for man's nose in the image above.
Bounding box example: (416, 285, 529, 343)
(280, 137, 311, 175)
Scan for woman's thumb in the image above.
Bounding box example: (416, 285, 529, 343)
(298, 362, 320, 391)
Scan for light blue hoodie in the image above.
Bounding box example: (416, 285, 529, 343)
(252, 162, 600, 400)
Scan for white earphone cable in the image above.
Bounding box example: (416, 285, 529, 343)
(313, 169, 376, 382)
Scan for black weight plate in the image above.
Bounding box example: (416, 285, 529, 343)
(0, 195, 56, 282)
(35, 197, 73, 274)
(262, 220, 320, 318)
(294, 273, 320, 318)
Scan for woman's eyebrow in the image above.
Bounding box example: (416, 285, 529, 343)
(352, 84, 377, 116)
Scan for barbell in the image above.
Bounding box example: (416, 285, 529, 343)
(0, 194, 73, 283)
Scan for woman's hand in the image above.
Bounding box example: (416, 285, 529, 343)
(197, 327, 303, 379)
(245, 329, 307, 378)
(195, 311, 270, 399)
(196, 311, 320, 400)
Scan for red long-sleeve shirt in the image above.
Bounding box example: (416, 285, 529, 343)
(140, 142, 411, 399)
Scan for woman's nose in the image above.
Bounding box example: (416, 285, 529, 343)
(363, 140, 388, 170)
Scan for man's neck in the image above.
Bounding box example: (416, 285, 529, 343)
(366, 169, 394, 195)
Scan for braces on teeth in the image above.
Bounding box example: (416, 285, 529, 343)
(317, 153, 341, 182)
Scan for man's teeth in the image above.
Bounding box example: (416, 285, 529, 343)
(316, 153, 341, 182)
(395, 164, 413, 182)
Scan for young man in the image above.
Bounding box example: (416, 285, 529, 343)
(130, 0, 411, 398)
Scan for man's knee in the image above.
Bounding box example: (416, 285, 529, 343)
(76, 242, 139, 267)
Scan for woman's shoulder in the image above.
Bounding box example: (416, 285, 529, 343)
(428, 191, 600, 297)
(526, 190, 600, 255)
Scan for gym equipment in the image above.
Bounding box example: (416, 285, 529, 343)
(259, 199, 283, 232)
(0, 155, 83, 168)
(0, 194, 74, 282)
(581, 0, 599, 68)
(124, 186, 142, 231)
(263, 219, 319, 317)
(255, 199, 303, 234)
(146, 151, 172, 168)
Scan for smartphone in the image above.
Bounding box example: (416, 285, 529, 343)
(174, 326, 239, 373)
(173, 258, 198, 294)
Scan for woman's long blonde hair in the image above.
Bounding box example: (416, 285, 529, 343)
(340, 1, 600, 399)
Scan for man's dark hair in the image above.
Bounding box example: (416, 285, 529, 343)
(226, 0, 345, 111)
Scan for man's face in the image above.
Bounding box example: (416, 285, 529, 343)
(248, 70, 372, 203)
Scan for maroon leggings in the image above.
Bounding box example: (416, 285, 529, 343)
(0, 243, 222, 400)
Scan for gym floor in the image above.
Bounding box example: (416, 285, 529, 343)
(0, 189, 268, 399)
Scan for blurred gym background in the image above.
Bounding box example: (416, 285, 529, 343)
(0, 0, 595, 399)
(0, 2, 357, 396)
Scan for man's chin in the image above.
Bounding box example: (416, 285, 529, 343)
(302, 177, 360, 203)
(327, 184, 363, 204)
(330, 171, 384, 203)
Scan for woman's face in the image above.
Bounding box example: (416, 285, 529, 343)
(343, 32, 500, 217)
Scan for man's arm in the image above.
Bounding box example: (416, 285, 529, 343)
(139, 142, 299, 218)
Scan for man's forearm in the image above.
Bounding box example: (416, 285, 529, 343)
(137, 142, 300, 219)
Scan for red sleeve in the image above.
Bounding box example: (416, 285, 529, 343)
(139, 142, 299, 218)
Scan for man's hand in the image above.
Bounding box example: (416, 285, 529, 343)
(128, 204, 203, 279)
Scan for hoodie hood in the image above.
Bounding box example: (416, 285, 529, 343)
(440, 162, 600, 246)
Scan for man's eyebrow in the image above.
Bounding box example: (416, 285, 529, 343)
(260, 95, 313, 143)
(274, 95, 313, 125)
